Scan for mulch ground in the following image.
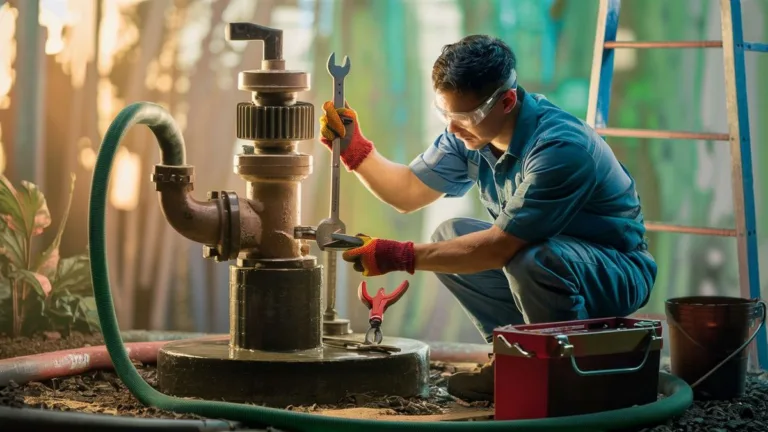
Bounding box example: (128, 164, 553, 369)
(1, 333, 768, 430)
(0, 332, 488, 422)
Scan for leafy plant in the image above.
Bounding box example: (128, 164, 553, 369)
(0, 173, 98, 337)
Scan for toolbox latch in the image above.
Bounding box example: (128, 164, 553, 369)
(495, 334, 536, 358)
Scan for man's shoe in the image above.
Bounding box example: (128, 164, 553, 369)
(446, 356, 494, 402)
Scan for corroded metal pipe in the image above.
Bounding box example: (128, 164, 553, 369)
(151, 164, 263, 258)
(235, 147, 312, 260)
(153, 165, 220, 245)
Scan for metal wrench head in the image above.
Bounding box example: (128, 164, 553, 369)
(326, 52, 351, 79)
(315, 218, 345, 251)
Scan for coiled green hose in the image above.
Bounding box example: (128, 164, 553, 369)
(88, 102, 693, 432)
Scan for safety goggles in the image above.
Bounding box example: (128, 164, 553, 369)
(433, 70, 517, 127)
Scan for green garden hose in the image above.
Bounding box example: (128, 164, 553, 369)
(88, 102, 693, 432)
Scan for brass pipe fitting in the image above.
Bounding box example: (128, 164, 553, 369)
(151, 164, 263, 261)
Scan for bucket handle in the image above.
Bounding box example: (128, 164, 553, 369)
(670, 300, 767, 389)
(560, 329, 661, 377)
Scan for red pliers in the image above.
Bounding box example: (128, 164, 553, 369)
(357, 280, 410, 345)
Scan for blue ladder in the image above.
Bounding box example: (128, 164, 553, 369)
(586, 0, 768, 370)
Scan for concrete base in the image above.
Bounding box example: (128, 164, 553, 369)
(156, 334, 430, 407)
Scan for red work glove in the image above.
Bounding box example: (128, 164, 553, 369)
(319, 101, 374, 171)
(342, 234, 415, 277)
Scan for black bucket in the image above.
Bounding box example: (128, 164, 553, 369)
(665, 296, 766, 400)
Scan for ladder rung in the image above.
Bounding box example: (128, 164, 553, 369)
(596, 128, 729, 141)
(645, 222, 736, 237)
(744, 42, 768, 52)
(605, 41, 722, 49)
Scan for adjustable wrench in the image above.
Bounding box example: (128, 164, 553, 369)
(315, 52, 351, 251)
(317, 52, 351, 325)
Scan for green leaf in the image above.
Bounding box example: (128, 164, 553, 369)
(77, 296, 101, 331)
(17, 179, 51, 237)
(0, 175, 51, 239)
(0, 223, 25, 269)
(35, 173, 76, 278)
(52, 254, 92, 295)
(46, 290, 76, 321)
(9, 268, 52, 297)
(45, 291, 100, 332)
(0, 175, 25, 235)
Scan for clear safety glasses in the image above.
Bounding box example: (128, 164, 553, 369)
(433, 70, 517, 128)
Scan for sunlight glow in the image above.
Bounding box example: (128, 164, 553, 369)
(0, 3, 17, 108)
(77, 137, 96, 171)
(41, 0, 95, 87)
(109, 146, 141, 211)
(0, 125, 6, 176)
(39, 0, 77, 56)
(614, 28, 638, 72)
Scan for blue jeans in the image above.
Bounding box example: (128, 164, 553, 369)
(431, 218, 657, 343)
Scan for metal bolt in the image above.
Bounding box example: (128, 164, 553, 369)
(202, 245, 219, 258)
(241, 145, 255, 155)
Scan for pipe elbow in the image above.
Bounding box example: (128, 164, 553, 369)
(152, 165, 221, 245)
(159, 188, 222, 246)
(152, 165, 267, 261)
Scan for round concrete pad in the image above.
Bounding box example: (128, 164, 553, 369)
(156, 334, 430, 407)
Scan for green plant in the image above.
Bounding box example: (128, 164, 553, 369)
(0, 173, 98, 337)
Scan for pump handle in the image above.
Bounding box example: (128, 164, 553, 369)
(225, 23, 283, 61)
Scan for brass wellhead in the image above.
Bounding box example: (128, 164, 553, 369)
(227, 23, 314, 147)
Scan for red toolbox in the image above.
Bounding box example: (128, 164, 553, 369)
(493, 317, 663, 420)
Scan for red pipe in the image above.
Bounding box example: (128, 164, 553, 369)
(0, 341, 168, 386)
(0, 338, 492, 387)
(426, 341, 491, 364)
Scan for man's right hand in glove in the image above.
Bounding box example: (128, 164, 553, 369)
(319, 101, 374, 171)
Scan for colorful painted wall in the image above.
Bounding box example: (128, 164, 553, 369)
(0, 0, 766, 345)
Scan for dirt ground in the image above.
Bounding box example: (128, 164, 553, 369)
(1, 332, 768, 430)
(0, 332, 492, 422)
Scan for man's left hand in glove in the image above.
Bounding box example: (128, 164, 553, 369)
(341, 234, 415, 277)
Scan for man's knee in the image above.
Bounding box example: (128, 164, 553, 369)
(504, 241, 575, 295)
(504, 240, 585, 323)
(506, 242, 554, 273)
(430, 217, 490, 243)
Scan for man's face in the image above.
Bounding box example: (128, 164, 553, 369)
(434, 87, 517, 150)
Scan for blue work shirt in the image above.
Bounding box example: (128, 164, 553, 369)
(409, 89, 648, 253)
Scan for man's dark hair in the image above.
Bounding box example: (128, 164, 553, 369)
(432, 35, 516, 99)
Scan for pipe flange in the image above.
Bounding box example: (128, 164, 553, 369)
(238, 70, 309, 94)
(151, 165, 195, 191)
(237, 102, 314, 141)
(202, 191, 241, 262)
(235, 153, 313, 180)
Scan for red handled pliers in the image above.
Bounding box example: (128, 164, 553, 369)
(357, 280, 410, 345)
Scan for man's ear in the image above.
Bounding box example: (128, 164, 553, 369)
(501, 89, 517, 114)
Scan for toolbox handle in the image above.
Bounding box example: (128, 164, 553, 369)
(496, 334, 535, 358)
(561, 330, 660, 377)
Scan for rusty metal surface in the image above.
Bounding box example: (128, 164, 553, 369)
(156, 335, 430, 407)
(151, 165, 222, 246)
(242, 174, 307, 260)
